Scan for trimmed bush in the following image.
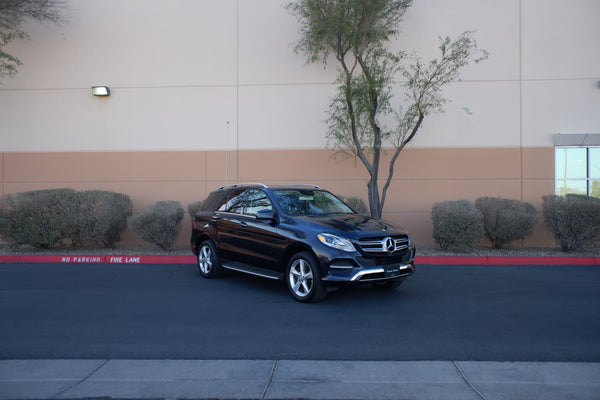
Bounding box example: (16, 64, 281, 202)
(431, 200, 484, 251)
(475, 197, 538, 249)
(542, 194, 600, 252)
(73, 190, 133, 247)
(0, 188, 77, 248)
(338, 195, 369, 214)
(0, 188, 132, 249)
(128, 201, 184, 251)
(187, 200, 204, 218)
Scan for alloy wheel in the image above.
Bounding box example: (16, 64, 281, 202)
(198, 244, 213, 275)
(288, 258, 314, 298)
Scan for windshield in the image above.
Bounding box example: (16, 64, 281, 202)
(272, 189, 354, 216)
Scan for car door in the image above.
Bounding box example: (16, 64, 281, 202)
(236, 189, 286, 271)
(211, 188, 246, 262)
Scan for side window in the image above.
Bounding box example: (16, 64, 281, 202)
(555, 147, 600, 198)
(245, 189, 273, 216)
(201, 191, 227, 211)
(217, 189, 246, 214)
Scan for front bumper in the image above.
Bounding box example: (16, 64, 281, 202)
(321, 246, 416, 283)
(323, 262, 415, 283)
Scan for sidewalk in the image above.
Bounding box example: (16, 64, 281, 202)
(1, 359, 599, 400)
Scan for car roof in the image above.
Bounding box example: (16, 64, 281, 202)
(217, 183, 323, 191)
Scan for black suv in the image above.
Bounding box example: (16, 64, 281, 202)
(191, 184, 416, 302)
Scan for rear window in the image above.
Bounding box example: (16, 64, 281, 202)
(217, 189, 245, 214)
(201, 191, 227, 212)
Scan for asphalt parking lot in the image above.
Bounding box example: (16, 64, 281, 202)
(1, 262, 599, 399)
(1, 262, 599, 361)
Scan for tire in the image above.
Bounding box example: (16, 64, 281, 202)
(197, 240, 223, 278)
(371, 279, 402, 290)
(286, 251, 327, 303)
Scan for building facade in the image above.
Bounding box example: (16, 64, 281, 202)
(1, 0, 599, 245)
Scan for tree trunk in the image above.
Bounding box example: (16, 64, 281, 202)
(367, 145, 383, 219)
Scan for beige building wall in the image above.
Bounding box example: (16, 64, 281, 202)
(1, 0, 599, 246)
(0, 147, 555, 246)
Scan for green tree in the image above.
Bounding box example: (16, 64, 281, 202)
(287, 0, 487, 218)
(0, 0, 66, 82)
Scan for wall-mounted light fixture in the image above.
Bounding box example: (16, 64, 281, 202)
(91, 86, 110, 96)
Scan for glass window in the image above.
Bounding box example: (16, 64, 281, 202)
(555, 147, 600, 198)
(590, 148, 600, 179)
(245, 190, 273, 216)
(555, 148, 586, 179)
(555, 180, 587, 196)
(201, 191, 227, 212)
(217, 189, 246, 214)
(272, 189, 354, 216)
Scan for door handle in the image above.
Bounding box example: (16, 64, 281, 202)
(239, 221, 248, 228)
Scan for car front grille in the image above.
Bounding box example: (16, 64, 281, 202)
(358, 235, 409, 255)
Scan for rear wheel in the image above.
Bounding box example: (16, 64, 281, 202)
(286, 252, 327, 302)
(197, 240, 223, 278)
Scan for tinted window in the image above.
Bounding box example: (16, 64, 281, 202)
(201, 191, 227, 211)
(245, 189, 273, 216)
(217, 189, 246, 214)
(272, 190, 354, 216)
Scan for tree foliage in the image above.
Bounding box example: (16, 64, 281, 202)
(0, 0, 66, 82)
(287, 0, 487, 218)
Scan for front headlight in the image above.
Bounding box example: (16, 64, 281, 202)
(317, 233, 355, 252)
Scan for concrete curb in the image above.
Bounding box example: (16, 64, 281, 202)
(1, 359, 599, 400)
(0, 254, 599, 265)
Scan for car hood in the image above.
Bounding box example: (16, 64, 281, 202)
(296, 213, 407, 238)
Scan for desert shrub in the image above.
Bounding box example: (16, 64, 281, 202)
(0, 188, 133, 249)
(431, 200, 485, 251)
(0, 188, 78, 248)
(187, 200, 204, 218)
(475, 197, 538, 249)
(128, 201, 184, 250)
(338, 195, 369, 214)
(72, 190, 133, 247)
(542, 194, 600, 252)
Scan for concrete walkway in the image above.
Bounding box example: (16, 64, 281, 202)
(1, 359, 599, 400)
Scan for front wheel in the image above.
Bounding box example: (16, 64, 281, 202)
(286, 252, 327, 303)
(197, 240, 223, 278)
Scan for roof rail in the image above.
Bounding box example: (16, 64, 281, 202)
(217, 183, 323, 190)
(218, 183, 268, 190)
(285, 184, 323, 190)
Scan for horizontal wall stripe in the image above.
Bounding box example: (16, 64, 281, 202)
(0, 147, 555, 246)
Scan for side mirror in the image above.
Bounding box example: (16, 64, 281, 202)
(256, 209, 275, 221)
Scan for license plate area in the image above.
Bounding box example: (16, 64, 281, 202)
(384, 264, 401, 276)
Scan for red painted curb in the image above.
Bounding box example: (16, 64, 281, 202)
(485, 256, 599, 265)
(416, 256, 488, 265)
(415, 255, 599, 265)
(0, 255, 197, 264)
(0, 254, 597, 265)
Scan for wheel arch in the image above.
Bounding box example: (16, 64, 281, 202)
(191, 233, 212, 255)
(284, 243, 324, 274)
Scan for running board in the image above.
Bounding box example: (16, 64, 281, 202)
(222, 262, 283, 281)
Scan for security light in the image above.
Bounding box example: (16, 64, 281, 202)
(91, 86, 110, 96)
